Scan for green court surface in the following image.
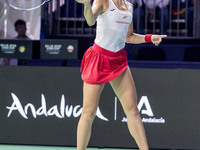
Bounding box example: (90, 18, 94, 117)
(0, 145, 137, 150)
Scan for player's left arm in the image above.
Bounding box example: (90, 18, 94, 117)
(126, 21, 167, 46)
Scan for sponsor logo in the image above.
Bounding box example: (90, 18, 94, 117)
(116, 21, 129, 24)
(115, 15, 129, 24)
(120, 96, 165, 124)
(6, 93, 164, 124)
(110, 9, 115, 11)
(0, 43, 16, 54)
(19, 45, 25, 53)
(44, 44, 62, 55)
(6, 93, 108, 121)
(67, 45, 74, 53)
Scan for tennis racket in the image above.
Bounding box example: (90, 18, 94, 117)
(6, 0, 53, 11)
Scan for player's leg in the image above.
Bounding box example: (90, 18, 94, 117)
(110, 67, 148, 150)
(77, 82, 105, 150)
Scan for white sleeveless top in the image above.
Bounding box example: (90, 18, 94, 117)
(94, 0, 133, 52)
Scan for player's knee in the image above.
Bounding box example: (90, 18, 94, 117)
(126, 107, 140, 123)
(126, 106, 139, 117)
(81, 110, 96, 122)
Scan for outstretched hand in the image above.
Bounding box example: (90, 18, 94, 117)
(151, 35, 167, 46)
(76, 0, 90, 4)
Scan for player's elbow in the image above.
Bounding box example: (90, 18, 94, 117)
(87, 23, 95, 27)
(126, 37, 131, 44)
(87, 21, 95, 26)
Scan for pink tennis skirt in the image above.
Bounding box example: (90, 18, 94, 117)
(80, 43, 128, 84)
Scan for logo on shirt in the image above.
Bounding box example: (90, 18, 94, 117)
(110, 8, 115, 11)
(122, 15, 128, 19)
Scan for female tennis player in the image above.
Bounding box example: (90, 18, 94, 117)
(76, 0, 167, 150)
